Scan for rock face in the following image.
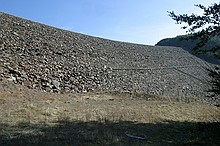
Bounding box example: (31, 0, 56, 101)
(0, 12, 217, 103)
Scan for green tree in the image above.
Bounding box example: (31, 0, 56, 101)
(168, 3, 220, 98)
(168, 3, 220, 58)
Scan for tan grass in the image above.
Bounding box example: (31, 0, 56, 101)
(0, 81, 220, 145)
(0, 86, 219, 125)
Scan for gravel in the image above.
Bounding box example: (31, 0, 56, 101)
(0, 12, 219, 104)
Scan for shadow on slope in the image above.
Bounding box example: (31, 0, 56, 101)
(156, 35, 220, 64)
(0, 120, 219, 146)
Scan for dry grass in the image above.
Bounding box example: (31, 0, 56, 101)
(1, 91, 219, 125)
(0, 80, 220, 145)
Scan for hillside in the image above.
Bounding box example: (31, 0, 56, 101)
(156, 35, 220, 64)
(0, 12, 220, 146)
(0, 12, 218, 103)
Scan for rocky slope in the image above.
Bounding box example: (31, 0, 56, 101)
(156, 35, 220, 64)
(0, 12, 218, 103)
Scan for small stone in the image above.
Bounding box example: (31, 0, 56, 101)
(7, 76, 16, 81)
(21, 74, 28, 79)
(13, 32, 19, 36)
(52, 80, 60, 90)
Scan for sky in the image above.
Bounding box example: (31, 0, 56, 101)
(0, 0, 219, 45)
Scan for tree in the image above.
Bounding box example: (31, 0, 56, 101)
(168, 3, 220, 98)
(168, 3, 220, 58)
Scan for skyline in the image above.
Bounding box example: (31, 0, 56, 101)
(0, 0, 219, 45)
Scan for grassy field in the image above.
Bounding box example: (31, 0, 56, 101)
(0, 81, 220, 145)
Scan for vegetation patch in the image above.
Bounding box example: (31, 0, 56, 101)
(0, 83, 219, 145)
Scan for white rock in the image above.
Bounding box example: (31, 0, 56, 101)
(7, 76, 16, 81)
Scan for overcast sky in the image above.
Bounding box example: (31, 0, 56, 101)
(0, 0, 218, 45)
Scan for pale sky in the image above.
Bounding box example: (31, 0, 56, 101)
(0, 0, 218, 45)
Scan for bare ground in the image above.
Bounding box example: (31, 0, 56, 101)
(0, 80, 220, 145)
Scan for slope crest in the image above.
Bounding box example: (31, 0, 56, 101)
(0, 12, 217, 103)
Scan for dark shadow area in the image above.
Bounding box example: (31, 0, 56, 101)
(156, 35, 220, 64)
(0, 120, 220, 146)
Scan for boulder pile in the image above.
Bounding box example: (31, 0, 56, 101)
(0, 12, 218, 103)
(0, 12, 112, 93)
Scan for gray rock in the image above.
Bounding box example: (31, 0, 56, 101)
(12, 32, 19, 36)
(51, 80, 60, 90)
(0, 12, 219, 104)
(21, 74, 28, 79)
(7, 76, 16, 82)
